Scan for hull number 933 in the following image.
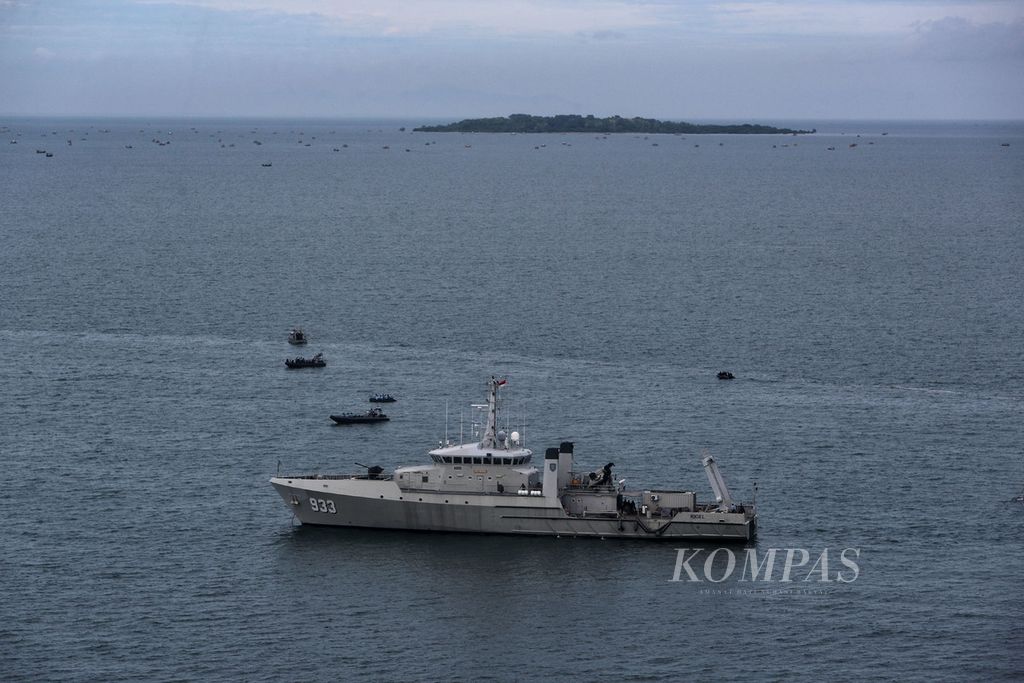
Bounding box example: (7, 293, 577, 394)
(308, 497, 337, 514)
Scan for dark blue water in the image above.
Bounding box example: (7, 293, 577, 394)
(2, 118, 1022, 681)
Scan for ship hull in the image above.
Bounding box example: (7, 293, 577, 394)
(271, 479, 755, 541)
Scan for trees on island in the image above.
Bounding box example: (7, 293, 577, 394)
(414, 114, 813, 135)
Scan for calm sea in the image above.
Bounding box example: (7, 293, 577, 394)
(1, 117, 1022, 681)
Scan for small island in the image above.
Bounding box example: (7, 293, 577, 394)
(414, 114, 814, 135)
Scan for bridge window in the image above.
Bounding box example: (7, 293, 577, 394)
(473, 457, 482, 465)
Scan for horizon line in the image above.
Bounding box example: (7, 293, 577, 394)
(3, 113, 1023, 124)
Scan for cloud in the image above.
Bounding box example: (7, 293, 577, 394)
(912, 16, 1024, 60)
(577, 30, 628, 41)
(3, 0, 1022, 118)
(707, 1, 1024, 36)
(133, 0, 667, 37)
(125, 0, 1024, 39)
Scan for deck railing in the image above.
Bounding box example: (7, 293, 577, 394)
(278, 473, 394, 481)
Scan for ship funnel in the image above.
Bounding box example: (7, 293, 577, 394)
(702, 455, 734, 510)
(543, 447, 560, 499)
(557, 441, 574, 489)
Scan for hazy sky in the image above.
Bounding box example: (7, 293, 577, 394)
(2, 0, 1022, 119)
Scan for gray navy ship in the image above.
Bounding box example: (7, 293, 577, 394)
(271, 377, 757, 540)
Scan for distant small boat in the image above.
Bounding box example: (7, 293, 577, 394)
(285, 352, 325, 369)
(717, 371, 735, 380)
(288, 328, 308, 345)
(369, 393, 397, 403)
(330, 407, 389, 424)
(261, 162, 272, 167)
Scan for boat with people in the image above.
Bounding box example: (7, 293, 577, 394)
(717, 371, 735, 380)
(285, 353, 325, 369)
(271, 376, 757, 540)
(330, 407, 390, 424)
(369, 393, 397, 403)
(288, 328, 308, 345)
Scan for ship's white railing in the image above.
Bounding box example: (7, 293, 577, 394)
(564, 479, 619, 492)
(279, 473, 394, 481)
(394, 487, 544, 497)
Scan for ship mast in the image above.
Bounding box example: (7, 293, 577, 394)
(479, 376, 505, 449)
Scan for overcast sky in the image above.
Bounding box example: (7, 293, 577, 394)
(1, 0, 1022, 120)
